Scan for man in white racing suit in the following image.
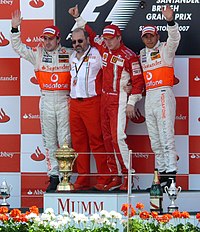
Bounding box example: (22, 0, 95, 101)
(11, 10, 71, 192)
(140, 5, 181, 188)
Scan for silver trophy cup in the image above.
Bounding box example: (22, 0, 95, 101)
(0, 179, 12, 207)
(164, 178, 181, 213)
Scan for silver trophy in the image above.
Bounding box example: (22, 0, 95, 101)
(0, 179, 12, 207)
(164, 178, 181, 213)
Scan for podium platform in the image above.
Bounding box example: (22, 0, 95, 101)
(44, 190, 200, 215)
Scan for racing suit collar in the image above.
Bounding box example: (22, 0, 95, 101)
(108, 42, 124, 54)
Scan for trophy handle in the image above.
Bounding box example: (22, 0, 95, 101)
(164, 186, 168, 194)
(177, 186, 181, 193)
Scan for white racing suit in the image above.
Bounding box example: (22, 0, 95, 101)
(11, 32, 71, 177)
(140, 23, 181, 173)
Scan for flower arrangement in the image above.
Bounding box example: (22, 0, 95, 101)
(0, 206, 121, 232)
(121, 202, 200, 232)
(0, 203, 200, 232)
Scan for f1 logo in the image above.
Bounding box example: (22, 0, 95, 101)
(68, 0, 140, 39)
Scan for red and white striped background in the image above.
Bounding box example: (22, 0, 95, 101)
(0, 0, 200, 209)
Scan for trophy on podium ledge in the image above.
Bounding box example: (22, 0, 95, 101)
(55, 142, 78, 191)
(164, 178, 181, 213)
(0, 179, 12, 207)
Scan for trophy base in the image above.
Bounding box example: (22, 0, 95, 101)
(0, 202, 10, 207)
(168, 206, 178, 213)
(56, 182, 74, 191)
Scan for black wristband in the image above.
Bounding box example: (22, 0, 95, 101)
(167, 20, 175, 26)
(11, 27, 19, 33)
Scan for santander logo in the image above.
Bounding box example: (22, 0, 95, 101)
(29, 0, 44, 8)
(31, 146, 45, 161)
(0, 108, 10, 123)
(130, 108, 145, 124)
(0, 32, 9, 46)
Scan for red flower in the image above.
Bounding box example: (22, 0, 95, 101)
(151, 211, 158, 219)
(121, 203, 136, 217)
(0, 213, 8, 221)
(0, 207, 8, 214)
(139, 211, 150, 220)
(10, 209, 22, 218)
(196, 212, 200, 221)
(165, 214, 173, 220)
(156, 215, 170, 223)
(29, 206, 39, 215)
(172, 210, 181, 218)
(181, 211, 190, 219)
(13, 214, 28, 223)
(136, 202, 144, 210)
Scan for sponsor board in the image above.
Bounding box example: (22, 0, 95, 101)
(0, 135, 20, 172)
(21, 96, 41, 134)
(21, 172, 48, 208)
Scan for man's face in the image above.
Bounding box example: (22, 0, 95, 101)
(142, 33, 160, 49)
(72, 31, 89, 54)
(43, 36, 60, 52)
(103, 36, 121, 50)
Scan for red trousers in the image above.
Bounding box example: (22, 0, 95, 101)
(69, 96, 111, 187)
(101, 93, 128, 174)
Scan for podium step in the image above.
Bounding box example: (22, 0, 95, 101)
(44, 190, 200, 215)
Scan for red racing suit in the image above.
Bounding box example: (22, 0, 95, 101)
(79, 23, 144, 175)
(69, 46, 111, 187)
(11, 32, 71, 177)
(139, 23, 181, 173)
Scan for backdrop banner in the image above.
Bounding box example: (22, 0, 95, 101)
(56, 0, 200, 55)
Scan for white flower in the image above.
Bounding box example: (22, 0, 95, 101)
(100, 210, 111, 218)
(61, 216, 71, 224)
(44, 208, 55, 214)
(99, 217, 110, 225)
(74, 213, 88, 224)
(56, 214, 64, 221)
(109, 211, 123, 220)
(33, 216, 41, 223)
(63, 210, 69, 216)
(70, 211, 79, 218)
(49, 220, 59, 229)
(90, 213, 100, 223)
(40, 212, 56, 221)
(26, 212, 38, 220)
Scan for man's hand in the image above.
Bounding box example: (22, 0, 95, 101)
(162, 4, 174, 21)
(126, 104, 136, 119)
(11, 10, 22, 28)
(68, 4, 79, 18)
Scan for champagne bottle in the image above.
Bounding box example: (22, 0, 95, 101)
(150, 169, 163, 214)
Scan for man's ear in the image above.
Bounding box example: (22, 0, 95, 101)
(57, 37, 61, 44)
(118, 35, 122, 42)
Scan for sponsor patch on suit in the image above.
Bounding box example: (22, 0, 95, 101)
(110, 55, 124, 67)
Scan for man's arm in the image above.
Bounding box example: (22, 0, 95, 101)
(11, 10, 37, 65)
(162, 5, 181, 61)
(126, 55, 145, 119)
(68, 5, 104, 53)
